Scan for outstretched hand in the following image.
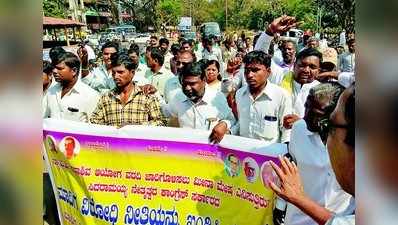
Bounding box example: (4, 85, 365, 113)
(268, 156, 306, 205)
(266, 15, 301, 35)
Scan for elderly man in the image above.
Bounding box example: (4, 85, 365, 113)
(285, 82, 354, 225)
(268, 85, 355, 225)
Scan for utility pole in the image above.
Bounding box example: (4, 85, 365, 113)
(118, 0, 123, 25)
(225, 0, 228, 30)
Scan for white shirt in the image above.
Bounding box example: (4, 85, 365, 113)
(166, 88, 236, 132)
(163, 76, 181, 103)
(325, 214, 355, 225)
(135, 63, 148, 79)
(145, 66, 174, 98)
(202, 47, 223, 65)
(338, 52, 355, 72)
(291, 79, 320, 117)
(85, 45, 96, 61)
(269, 60, 288, 85)
(338, 72, 355, 88)
(43, 80, 100, 122)
(81, 64, 115, 94)
(163, 51, 173, 70)
(254, 31, 273, 53)
(286, 119, 355, 225)
(235, 82, 292, 143)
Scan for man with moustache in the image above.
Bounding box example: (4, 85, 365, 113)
(43, 52, 99, 122)
(166, 61, 236, 144)
(90, 53, 165, 127)
(80, 41, 119, 93)
(280, 48, 322, 129)
(269, 40, 297, 85)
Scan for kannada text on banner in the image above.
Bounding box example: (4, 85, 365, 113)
(43, 119, 287, 225)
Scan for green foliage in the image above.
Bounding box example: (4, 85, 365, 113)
(156, 0, 183, 26)
(43, 0, 66, 18)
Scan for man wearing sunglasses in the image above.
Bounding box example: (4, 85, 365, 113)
(284, 82, 354, 225)
(163, 49, 197, 103)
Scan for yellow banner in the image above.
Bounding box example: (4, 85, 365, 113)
(43, 119, 287, 225)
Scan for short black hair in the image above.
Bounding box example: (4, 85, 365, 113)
(101, 41, 119, 52)
(159, 37, 169, 46)
(179, 61, 206, 81)
(111, 52, 138, 71)
(181, 40, 192, 47)
(149, 47, 165, 66)
(150, 35, 158, 40)
(202, 36, 213, 45)
(178, 49, 197, 63)
(43, 60, 53, 75)
(129, 43, 140, 52)
(170, 43, 181, 55)
(243, 50, 272, 68)
(296, 47, 323, 64)
(127, 47, 139, 56)
(206, 59, 220, 71)
(49, 46, 66, 64)
(56, 52, 81, 74)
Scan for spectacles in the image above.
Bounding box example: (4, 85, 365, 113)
(319, 117, 349, 134)
(176, 61, 191, 66)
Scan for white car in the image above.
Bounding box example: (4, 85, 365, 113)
(129, 33, 151, 45)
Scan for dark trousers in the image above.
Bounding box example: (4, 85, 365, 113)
(43, 173, 60, 225)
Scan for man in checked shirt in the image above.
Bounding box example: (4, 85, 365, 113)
(90, 52, 166, 127)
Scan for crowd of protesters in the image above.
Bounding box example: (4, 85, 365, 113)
(43, 15, 355, 225)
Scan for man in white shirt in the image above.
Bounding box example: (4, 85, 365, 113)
(267, 85, 355, 225)
(43, 52, 99, 122)
(201, 35, 223, 66)
(80, 41, 119, 93)
(166, 61, 236, 144)
(163, 49, 196, 103)
(159, 37, 173, 70)
(254, 18, 321, 130)
(234, 50, 292, 144)
(269, 40, 296, 85)
(144, 47, 174, 98)
(127, 46, 150, 86)
(286, 82, 354, 225)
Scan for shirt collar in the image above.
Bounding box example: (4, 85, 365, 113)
(151, 66, 167, 76)
(182, 86, 211, 105)
(243, 82, 273, 101)
(111, 82, 142, 101)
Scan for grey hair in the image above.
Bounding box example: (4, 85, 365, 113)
(309, 82, 345, 113)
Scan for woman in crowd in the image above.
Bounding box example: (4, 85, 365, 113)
(205, 60, 222, 91)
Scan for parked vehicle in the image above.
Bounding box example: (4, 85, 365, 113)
(200, 22, 221, 40)
(280, 28, 304, 44)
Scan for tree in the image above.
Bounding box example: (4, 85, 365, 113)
(43, 0, 67, 18)
(317, 0, 355, 33)
(156, 0, 183, 28)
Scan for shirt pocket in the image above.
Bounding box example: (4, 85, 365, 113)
(258, 115, 278, 140)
